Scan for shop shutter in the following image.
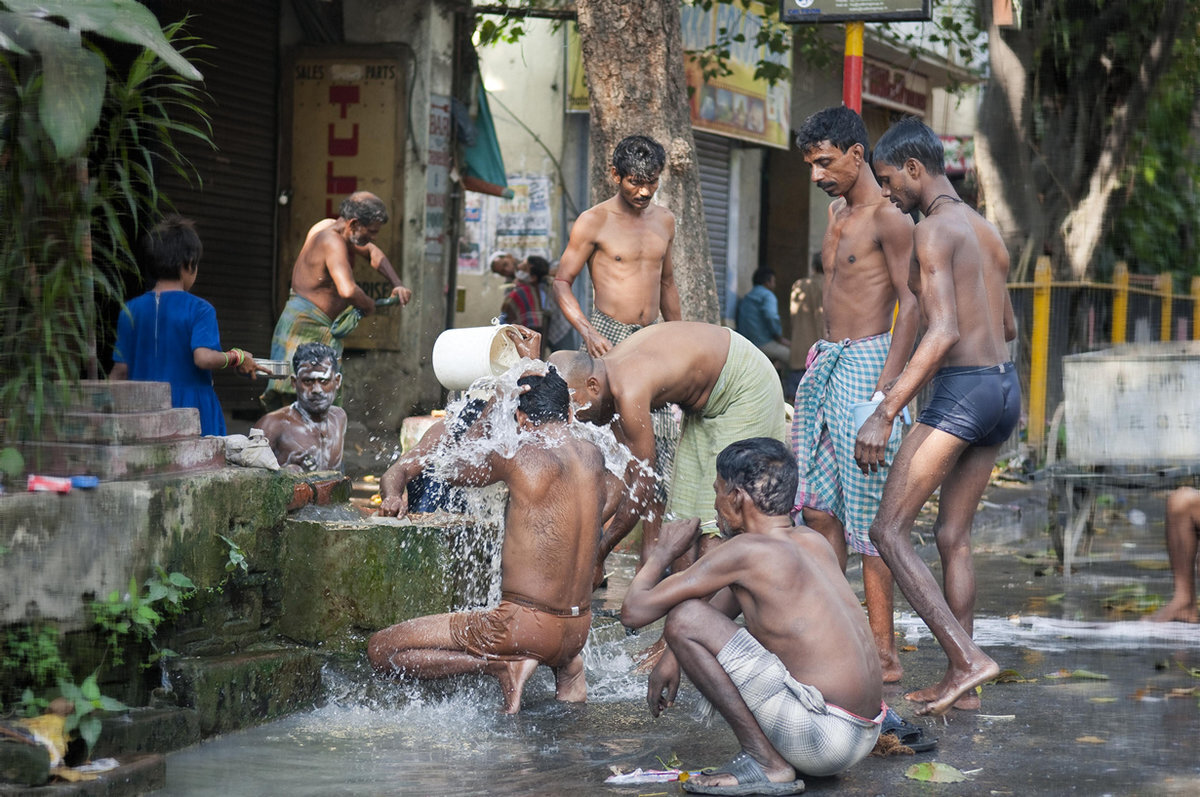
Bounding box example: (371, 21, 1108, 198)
(694, 132, 733, 318)
(151, 1, 281, 415)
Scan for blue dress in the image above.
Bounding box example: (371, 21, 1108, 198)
(113, 290, 227, 436)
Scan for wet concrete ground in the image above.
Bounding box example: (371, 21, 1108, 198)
(157, 478, 1200, 796)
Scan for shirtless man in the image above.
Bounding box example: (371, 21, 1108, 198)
(552, 134, 682, 357)
(255, 342, 346, 472)
(790, 106, 919, 684)
(1150, 486, 1200, 623)
(622, 438, 883, 795)
(366, 365, 607, 714)
(263, 191, 412, 407)
(863, 117, 1019, 716)
(549, 322, 787, 578)
(553, 135, 684, 548)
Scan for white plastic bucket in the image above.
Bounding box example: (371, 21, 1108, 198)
(432, 325, 521, 390)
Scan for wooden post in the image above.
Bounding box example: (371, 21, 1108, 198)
(1158, 273, 1173, 342)
(1029, 256, 1052, 454)
(1191, 276, 1200, 340)
(1112, 261, 1128, 345)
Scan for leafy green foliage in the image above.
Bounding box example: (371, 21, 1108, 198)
(58, 672, 129, 757)
(1100, 15, 1200, 282)
(219, 533, 250, 574)
(0, 3, 211, 446)
(1, 623, 71, 709)
(88, 567, 196, 669)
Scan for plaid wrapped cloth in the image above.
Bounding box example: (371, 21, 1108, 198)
(714, 629, 882, 777)
(589, 309, 679, 502)
(667, 330, 788, 524)
(791, 333, 901, 556)
(262, 292, 356, 402)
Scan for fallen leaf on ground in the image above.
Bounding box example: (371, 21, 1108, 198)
(900, 645, 918, 652)
(905, 762, 969, 783)
(1133, 560, 1170, 570)
(1089, 697, 1118, 703)
(1046, 668, 1109, 680)
(1076, 736, 1106, 744)
(990, 669, 1035, 684)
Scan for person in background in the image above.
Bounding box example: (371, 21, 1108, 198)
(786, 253, 825, 402)
(736, 267, 790, 371)
(499, 257, 544, 336)
(262, 191, 411, 410)
(110, 215, 264, 436)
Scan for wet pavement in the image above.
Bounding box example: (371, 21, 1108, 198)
(156, 478, 1200, 795)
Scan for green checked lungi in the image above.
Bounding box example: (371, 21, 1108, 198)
(791, 333, 901, 557)
(262, 292, 358, 404)
(668, 330, 788, 526)
(588, 309, 679, 503)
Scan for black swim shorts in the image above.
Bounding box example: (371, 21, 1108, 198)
(916, 362, 1020, 447)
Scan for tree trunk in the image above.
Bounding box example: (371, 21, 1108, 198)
(974, 0, 1189, 281)
(575, 0, 718, 323)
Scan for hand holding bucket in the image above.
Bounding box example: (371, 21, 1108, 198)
(431, 324, 542, 391)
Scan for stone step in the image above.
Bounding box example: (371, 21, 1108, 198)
(66, 380, 173, 414)
(42, 408, 201, 444)
(21, 437, 225, 480)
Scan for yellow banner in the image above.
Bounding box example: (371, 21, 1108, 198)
(566, 3, 791, 149)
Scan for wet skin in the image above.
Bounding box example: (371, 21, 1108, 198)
(255, 359, 346, 472)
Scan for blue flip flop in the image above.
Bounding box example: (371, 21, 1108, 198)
(681, 751, 805, 795)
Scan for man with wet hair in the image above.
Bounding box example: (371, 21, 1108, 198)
(263, 191, 412, 409)
(790, 105, 919, 684)
(864, 116, 1018, 716)
(368, 363, 610, 714)
(255, 342, 346, 472)
(622, 438, 883, 795)
(549, 321, 787, 582)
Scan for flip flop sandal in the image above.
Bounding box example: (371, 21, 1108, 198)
(883, 718, 938, 753)
(681, 750, 805, 795)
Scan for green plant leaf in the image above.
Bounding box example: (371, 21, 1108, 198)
(97, 695, 128, 712)
(80, 673, 101, 702)
(0, 446, 24, 478)
(905, 762, 969, 783)
(78, 713, 101, 752)
(167, 571, 196, 589)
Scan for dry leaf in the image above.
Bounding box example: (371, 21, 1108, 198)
(1076, 736, 1106, 744)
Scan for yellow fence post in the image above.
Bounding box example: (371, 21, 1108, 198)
(1112, 262, 1129, 344)
(1158, 273, 1173, 341)
(1191, 277, 1200, 340)
(1029, 256, 1052, 454)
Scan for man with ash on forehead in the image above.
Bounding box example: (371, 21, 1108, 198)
(255, 342, 347, 472)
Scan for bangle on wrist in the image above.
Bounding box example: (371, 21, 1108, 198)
(221, 351, 230, 369)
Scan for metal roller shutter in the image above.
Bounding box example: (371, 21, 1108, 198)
(694, 132, 732, 318)
(150, 1, 281, 415)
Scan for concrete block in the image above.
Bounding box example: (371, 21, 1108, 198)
(166, 646, 323, 736)
(0, 740, 49, 787)
(93, 708, 201, 758)
(277, 518, 501, 651)
(67, 381, 173, 414)
(43, 409, 201, 445)
(20, 437, 225, 480)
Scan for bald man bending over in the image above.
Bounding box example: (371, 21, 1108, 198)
(550, 322, 787, 582)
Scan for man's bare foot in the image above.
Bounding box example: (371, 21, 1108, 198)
(880, 649, 904, 684)
(905, 671, 981, 710)
(553, 654, 587, 704)
(633, 636, 667, 674)
(492, 658, 539, 714)
(1149, 599, 1200, 623)
(913, 657, 999, 716)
